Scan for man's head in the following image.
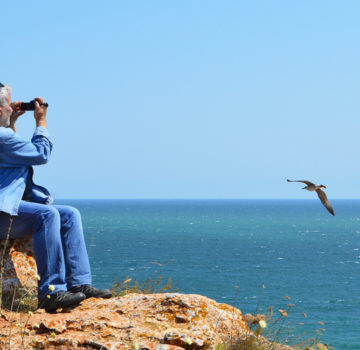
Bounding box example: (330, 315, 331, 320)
(0, 83, 12, 127)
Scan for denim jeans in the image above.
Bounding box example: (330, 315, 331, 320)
(0, 201, 92, 298)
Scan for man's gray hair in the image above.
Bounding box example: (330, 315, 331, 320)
(0, 84, 11, 106)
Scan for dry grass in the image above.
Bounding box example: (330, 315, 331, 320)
(216, 287, 332, 350)
(111, 274, 179, 296)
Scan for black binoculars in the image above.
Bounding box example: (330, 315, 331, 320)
(20, 100, 49, 111)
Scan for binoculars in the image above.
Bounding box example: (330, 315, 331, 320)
(20, 100, 49, 111)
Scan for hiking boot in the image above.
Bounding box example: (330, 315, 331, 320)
(69, 285, 112, 299)
(38, 291, 86, 313)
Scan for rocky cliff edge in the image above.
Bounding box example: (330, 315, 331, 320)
(0, 292, 251, 350)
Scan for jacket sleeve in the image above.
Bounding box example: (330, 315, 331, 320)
(0, 127, 53, 167)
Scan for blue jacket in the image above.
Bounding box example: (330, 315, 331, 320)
(0, 126, 53, 215)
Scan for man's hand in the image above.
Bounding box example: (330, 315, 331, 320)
(9, 101, 26, 132)
(34, 97, 47, 128)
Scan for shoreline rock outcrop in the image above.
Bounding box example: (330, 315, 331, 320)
(0, 292, 251, 350)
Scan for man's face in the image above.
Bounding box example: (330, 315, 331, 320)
(0, 92, 12, 127)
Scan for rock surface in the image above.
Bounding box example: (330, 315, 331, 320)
(0, 236, 37, 301)
(0, 293, 251, 350)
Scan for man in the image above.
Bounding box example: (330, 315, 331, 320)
(0, 83, 112, 312)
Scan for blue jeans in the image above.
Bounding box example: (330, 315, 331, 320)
(0, 201, 92, 298)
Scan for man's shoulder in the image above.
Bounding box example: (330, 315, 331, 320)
(0, 127, 15, 140)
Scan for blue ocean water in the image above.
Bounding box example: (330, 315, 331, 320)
(55, 199, 360, 349)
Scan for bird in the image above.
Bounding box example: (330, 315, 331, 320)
(287, 179, 335, 216)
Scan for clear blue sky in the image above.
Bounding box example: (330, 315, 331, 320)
(2, 1, 360, 199)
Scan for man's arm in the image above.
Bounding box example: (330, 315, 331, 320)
(9, 101, 25, 132)
(0, 127, 52, 167)
(9, 122, 17, 133)
(9, 97, 47, 131)
(0, 97, 51, 167)
(33, 97, 47, 129)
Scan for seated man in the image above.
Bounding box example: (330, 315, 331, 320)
(0, 83, 111, 312)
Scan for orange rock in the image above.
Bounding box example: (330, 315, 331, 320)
(0, 236, 38, 299)
(0, 293, 251, 349)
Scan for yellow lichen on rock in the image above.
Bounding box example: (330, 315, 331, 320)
(0, 293, 251, 349)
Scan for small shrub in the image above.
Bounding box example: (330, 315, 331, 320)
(111, 274, 179, 297)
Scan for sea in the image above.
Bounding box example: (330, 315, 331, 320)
(55, 199, 360, 349)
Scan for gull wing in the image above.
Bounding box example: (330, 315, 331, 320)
(316, 189, 335, 216)
(287, 179, 315, 186)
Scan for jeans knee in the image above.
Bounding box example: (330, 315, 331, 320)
(60, 206, 82, 224)
(32, 206, 60, 233)
(41, 206, 60, 222)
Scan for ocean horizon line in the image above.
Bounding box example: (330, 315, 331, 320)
(54, 197, 360, 201)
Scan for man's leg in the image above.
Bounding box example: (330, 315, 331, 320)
(54, 205, 112, 299)
(0, 201, 87, 312)
(0, 201, 67, 298)
(53, 205, 92, 289)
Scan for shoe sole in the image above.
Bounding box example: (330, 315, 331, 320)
(101, 294, 112, 299)
(45, 300, 83, 313)
(83, 293, 112, 299)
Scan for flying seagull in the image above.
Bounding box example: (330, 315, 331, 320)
(287, 179, 335, 216)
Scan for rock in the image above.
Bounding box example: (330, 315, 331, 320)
(0, 236, 38, 306)
(0, 293, 251, 349)
(163, 330, 204, 349)
(155, 346, 185, 350)
(174, 314, 188, 323)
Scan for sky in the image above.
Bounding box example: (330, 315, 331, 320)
(2, 0, 360, 199)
